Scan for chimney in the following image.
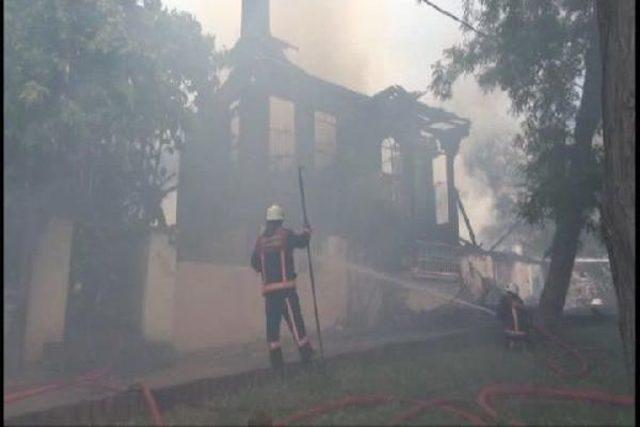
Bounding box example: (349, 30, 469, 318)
(241, 0, 271, 38)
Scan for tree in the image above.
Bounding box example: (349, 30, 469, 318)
(596, 0, 635, 376)
(4, 0, 219, 227)
(423, 0, 603, 325)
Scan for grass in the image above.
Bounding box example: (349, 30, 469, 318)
(128, 318, 634, 426)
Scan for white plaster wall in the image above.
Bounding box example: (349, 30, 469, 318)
(172, 262, 271, 352)
(172, 235, 349, 353)
(300, 236, 349, 331)
(141, 232, 176, 343)
(23, 218, 74, 363)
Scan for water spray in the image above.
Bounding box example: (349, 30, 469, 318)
(317, 257, 496, 316)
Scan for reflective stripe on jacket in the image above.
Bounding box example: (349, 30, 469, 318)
(251, 227, 310, 294)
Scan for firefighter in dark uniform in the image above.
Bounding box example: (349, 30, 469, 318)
(496, 283, 531, 351)
(251, 204, 314, 373)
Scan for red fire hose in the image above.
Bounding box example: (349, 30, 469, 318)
(476, 383, 635, 425)
(388, 398, 488, 426)
(140, 383, 165, 427)
(273, 326, 634, 426)
(273, 384, 634, 426)
(4, 369, 164, 427)
(4, 327, 634, 426)
(4, 367, 108, 405)
(533, 324, 590, 379)
(275, 395, 489, 426)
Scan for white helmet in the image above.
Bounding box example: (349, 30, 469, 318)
(266, 204, 285, 221)
(505, 283, 519, 295)
(590, 298, 603, 307)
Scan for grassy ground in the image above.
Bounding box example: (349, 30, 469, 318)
(132, 317, 634, 426)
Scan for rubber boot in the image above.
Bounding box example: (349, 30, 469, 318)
(269, 348, 284, 378)
(299, 343, 314, 368)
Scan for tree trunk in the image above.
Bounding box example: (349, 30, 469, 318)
(596, 0, 635, 376)
(538, 7, 602, 326)
(538, 212, 584, 325)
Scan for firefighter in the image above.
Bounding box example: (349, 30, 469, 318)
(496, 283, 531, 351)
(251, 204, 314, 374)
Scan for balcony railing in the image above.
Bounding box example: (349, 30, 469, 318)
(411, 240, 461, 282)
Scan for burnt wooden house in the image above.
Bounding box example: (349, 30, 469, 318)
(177, 0, 470, 265)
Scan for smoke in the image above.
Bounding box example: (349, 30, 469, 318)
(161, 0, 461, 94)
(429, 77, 522, 245)
(162, 0, 523, 241)
(271, 0, 390, 93)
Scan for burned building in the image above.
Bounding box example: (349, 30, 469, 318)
(176, 0, 471, 267)
(7, 0, 476, 365)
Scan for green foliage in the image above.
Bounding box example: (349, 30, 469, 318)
(4, 0, 220, 227)
(428, 0, 602, 233)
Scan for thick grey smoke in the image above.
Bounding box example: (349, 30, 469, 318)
(428, 77, 522, 245)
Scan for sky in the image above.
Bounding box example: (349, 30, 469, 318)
(161, 0, 522, 244)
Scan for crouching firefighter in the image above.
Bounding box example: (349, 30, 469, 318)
(496, 283, 532, 351)
(251, 204, 314, 373)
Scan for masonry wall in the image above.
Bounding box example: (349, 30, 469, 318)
(171, 235, 349, 352)
(23, 218, 74, 363)
(141, 232, 177, 343)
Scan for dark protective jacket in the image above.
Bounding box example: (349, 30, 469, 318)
(251, 226, 310, 294)
(496, 293, 530, 336)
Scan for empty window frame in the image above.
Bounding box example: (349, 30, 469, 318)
(381, 137, 402, 175)
(381, 137, 402, 204)
(314, 111, 337, 169)
(230, 101, 240, 164)
(433, 154, 449, 224)
(269, 97, 295, 172)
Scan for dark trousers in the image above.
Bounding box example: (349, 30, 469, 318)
(503, 308, 532, 352)
(265, 288, 313, 368)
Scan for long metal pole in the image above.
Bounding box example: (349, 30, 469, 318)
(297, 166, 324, 362)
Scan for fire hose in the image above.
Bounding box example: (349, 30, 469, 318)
(272, 383, 633, 426)
(270, 324, 634, 426)
(534, 323, 589, 379)
(275, 395, 488, 426)
(4, 369, 164, 427)
(4, 327, 633, 426)
(4, 368, 109, 405)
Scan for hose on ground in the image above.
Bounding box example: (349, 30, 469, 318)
(273, 384, 634, 426)
(3, 367, 108, 405)
(275, 395, 489, 426)
(4, 369, 164, 427)
(533, 324, 589, 379)
(4, 326, 634, 426)
(273, 326, 634, 426)
(476, 383, 635, 426)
